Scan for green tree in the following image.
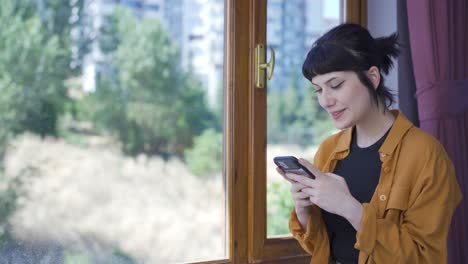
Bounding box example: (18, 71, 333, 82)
(267, 88, 284, 142)
(0, 0, 68, 145)
(211, 79, 224, 133)
(32, 0, 89, 73)
(85, 8, 214, 157)
(0, 0, 89, 145)
(267, 181, 294, 236)
(185, 129, 223, 177)
(267, 75, 333, 146)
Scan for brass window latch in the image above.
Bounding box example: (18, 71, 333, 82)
(255, 44, 275, 88)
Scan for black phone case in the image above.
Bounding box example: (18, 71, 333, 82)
(273, 156, 315, 179)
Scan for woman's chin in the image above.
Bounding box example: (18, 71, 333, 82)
(333, 119, 353, 130)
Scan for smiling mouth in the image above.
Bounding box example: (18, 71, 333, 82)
(330, 109, 345, 119)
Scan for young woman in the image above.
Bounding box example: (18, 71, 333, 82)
(276, 23, 462, 264)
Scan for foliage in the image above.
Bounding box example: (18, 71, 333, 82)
(25, 0, 90, 73)
(64, 251, 90, 264)
(185, 129, 223, 177)
(0, 163, 35, 248)
(110, 248, 137, 264)
(0, 0, 62, 139)
(0, 0, 89, 155)
(82, 8, 214, 157)
(267, 77, 334, 147)
(267, 181, 294, 236)
(63, 248, 137, 264)
(0, 174, 17, 248)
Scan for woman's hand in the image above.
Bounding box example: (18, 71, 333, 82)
(275, 166, 314, 230)
(283, 158, 363, 231)
(276, 167, 314, 209)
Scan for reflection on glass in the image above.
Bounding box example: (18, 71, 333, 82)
(0, 0, 225, 263)
(266, 0, 342, 237)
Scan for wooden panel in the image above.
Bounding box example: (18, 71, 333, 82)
(262, 238, 308, 260)
(254, 256, 310, 264)
(249, 0, 267, 262)
(226, 0, 251, 263)
(189, 260, 231, 264)
(346, 0, 368, 26)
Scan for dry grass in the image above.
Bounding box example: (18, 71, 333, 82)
(2, 134, 317, 263)
(3, 134, 224, 263)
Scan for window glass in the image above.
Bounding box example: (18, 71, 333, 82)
(266, 0, 342, 237)
(0, 0, 226, 262)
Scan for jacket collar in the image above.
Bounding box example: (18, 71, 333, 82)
(334, 110, 414, 156)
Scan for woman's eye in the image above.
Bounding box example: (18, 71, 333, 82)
(331, 81, 344, 89)
(314, 89, 322, 94)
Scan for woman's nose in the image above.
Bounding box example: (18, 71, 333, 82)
(319, 91, 336, 108)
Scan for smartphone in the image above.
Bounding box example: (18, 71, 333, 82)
(273, 156, 315, 179)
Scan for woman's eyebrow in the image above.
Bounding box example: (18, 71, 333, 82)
(311, 77, 337, 88)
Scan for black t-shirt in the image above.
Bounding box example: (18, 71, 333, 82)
(321, 128, 390, 264)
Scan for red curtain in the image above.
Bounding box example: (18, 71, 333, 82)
(407, 0, 468, 263)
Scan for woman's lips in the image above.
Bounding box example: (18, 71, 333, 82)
(331, 109, 345, 120)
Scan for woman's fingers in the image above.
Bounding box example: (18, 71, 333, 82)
(292, 191, 310, 200)
(301, 187, 316, 197)
(290, 181, 308, 192)
(298, 158, 325, 179)
(285, 173, 316, 187)
(295, 199, 314, 207)
(275, 165, 320, 209)
(276, 166, 285, 176)
(276, 167, 295, 184)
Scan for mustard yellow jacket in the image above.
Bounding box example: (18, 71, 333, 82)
(289, 110, 462, 264)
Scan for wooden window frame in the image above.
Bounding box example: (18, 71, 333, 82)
(345, 0, 368, 26)
(189, 0, 367, 263)
(248, 0, 367, 263)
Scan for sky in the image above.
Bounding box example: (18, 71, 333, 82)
(323, 0, 340, 19)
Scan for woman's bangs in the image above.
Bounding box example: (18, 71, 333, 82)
(302, 43, 360, 81)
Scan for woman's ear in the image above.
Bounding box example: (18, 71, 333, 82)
(367, 66, 381, 90)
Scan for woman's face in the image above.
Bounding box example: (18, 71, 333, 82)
(311, 70, 376, 130)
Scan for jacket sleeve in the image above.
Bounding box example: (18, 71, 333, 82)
(355, 148, 463, 263)
(288, 144, 331, 263)
(289, 205, 330, 262)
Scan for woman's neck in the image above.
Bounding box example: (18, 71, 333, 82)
(355, 108, 395, 148)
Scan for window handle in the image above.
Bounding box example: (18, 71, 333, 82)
(255, 44, 275, 88)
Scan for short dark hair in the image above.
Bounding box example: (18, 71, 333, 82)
(302, 23, 400, 109)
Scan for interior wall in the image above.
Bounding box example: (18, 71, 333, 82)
(367, 0, 399, 109)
